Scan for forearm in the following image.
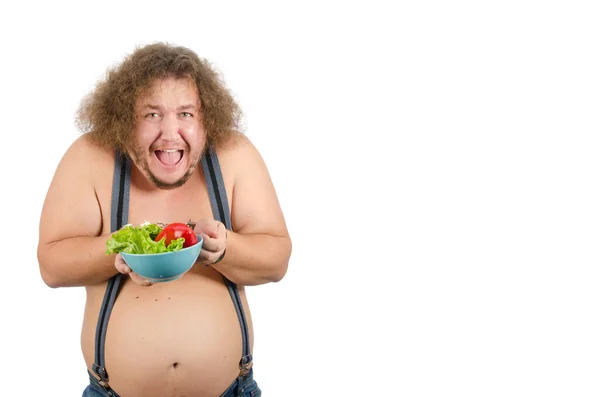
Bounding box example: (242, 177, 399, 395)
(38, 236, 118, 288)
(210, 231, 291, 286)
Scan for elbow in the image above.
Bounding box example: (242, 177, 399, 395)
(37, 246, 61, 289)
(38, 263, 61, 289)
(270, 260, 288, 283)
(271, 237, 292, 283)
(41, 272, 61, 289)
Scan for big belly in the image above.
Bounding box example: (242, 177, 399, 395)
(81, 267, 253, 397)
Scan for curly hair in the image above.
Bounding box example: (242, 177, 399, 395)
(76, 42, 243, 153)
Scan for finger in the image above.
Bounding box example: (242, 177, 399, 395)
(200, 234, 225, 253)
(201, 226, 219, 239)
(115, 254, 131, 274)
(194, 220, 220, 239)
(117, 264, 132, 274)
(217, 221, 227, 240)
(129, 272, 152, 287)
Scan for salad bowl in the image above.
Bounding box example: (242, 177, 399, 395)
(120, 238, 203, 282)
(106, 222, 203, 283)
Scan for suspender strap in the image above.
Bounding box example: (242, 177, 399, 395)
(201, 147, 253, 374)
(92, 152, 130, 387)
(202, 146, 232, 228)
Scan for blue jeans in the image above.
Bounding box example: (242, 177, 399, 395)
(82, 369, 261, 397)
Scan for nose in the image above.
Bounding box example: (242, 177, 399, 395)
(160, 114, 180, 139)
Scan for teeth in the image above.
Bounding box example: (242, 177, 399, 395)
(157, 149, 180, 153)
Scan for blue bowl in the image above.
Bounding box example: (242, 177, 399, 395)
(120, 236, 203, 283)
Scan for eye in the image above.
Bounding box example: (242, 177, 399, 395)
(145, 112, 159, 119)
(180, 112, 193, 118)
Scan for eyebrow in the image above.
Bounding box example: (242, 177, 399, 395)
(177, 104, 198, 111)
(142, 104, 198, 111)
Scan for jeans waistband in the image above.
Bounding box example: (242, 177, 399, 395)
(87, 369, 254, 397)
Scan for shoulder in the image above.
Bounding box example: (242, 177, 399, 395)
(212, 131, 272, 192)
(61, 133, 115, 168)
(215, 130, 252, 152)
(53, 133, 116, 186)
(214, 131, 263, 169)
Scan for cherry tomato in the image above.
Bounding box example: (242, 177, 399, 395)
(155, 222, 198, 248)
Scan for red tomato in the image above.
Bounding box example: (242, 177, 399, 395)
(155, 222, 198, 248)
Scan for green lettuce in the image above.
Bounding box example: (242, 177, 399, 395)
(105, 223, 185, 254)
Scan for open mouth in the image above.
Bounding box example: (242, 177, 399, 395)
(154, 149, 184, 166)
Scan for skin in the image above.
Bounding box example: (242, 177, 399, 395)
(38, 77, 292, 397)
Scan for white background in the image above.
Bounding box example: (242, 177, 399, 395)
(1, 1, 599, 395)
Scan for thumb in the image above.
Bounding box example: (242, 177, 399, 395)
(115, 254, 131, 274)
(194, 220, 219, 239)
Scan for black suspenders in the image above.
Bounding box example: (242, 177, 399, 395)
(201, 147, 253, 376)
(91, 152, 130, 393)
(91, 148, 252, 393)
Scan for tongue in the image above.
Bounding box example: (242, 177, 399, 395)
(156, 150, 182, 165)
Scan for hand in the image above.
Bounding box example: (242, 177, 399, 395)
(114, 253, 153, 286)
(192, 219, 227, 266)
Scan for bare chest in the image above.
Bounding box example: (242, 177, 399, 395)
(128, 187, 213, 227)
(97, 168, 221, 234)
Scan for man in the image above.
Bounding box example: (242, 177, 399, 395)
(37, 42, 292, 397)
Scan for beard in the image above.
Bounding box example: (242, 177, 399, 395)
(129, 143, 205, 190)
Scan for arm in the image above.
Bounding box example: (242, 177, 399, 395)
(208, 135, 292, 286)
(37, 135, 118, 288)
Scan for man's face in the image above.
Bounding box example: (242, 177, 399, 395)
(130, 77, 205, 189)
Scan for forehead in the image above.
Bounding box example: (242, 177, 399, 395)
(137, 77, 199, 105)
